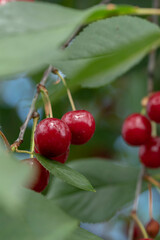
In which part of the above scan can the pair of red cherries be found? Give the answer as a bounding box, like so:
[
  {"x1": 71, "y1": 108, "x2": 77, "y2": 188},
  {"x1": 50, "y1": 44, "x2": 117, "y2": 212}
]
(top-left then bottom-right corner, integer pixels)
[
  {"x1": 24, "y1": 110, "x2": 95, "y2": 192},
  {"x1": 122, "y1": 91, "x2": 160, "y2": 168}
]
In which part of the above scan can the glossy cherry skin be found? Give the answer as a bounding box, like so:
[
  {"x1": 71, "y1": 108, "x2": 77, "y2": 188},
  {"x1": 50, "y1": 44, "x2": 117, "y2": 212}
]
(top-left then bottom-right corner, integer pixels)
[
  {"x1": 147, "y1": 92, "x2": 160, "y2": 123},
  {"x1": 34, "y1": 147, "x2": 69, "y2": 164},
  {"x1": 122, "y1": 113, "x2": 151, "y2": 146},
  {"x1": 51, "y1": 148, "x2": 69, "y2": 163},
  {"x1": 61, "y1": 110, "x2": 95, "y2": 145},
  {"x1": 139, "y1": 137, "x2": 160, "y2": 168},
  {"x1": 23, "y1": 158, "x2": 49, "y2": 193},
  {"x1": 146, "y1": 218, "x2": 160, "y2": 238},
  {"x1": 34, "y1": 118, "x2": 71, "y2": 158}
]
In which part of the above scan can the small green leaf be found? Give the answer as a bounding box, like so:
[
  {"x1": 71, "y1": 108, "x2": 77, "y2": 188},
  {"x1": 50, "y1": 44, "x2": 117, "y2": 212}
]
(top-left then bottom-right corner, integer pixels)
[
  {"x1": 35, "y1": 153, "x2": 95, "y2": 192},
  {"x1": 68, "y1": 227, "x2": 103, "y2": 240},
  {"x1": 47, "y1": 158, "x2": 140, "y2": 223}
]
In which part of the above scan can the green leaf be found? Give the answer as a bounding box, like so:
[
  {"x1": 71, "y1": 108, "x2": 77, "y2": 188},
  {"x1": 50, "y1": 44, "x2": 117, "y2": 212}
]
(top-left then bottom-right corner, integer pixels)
[
  {"x1": 0, "y1": 144, "x2": 30, "y2": 212},
  {"x1": 54, "y1": 16, "x2": 160, "y2": 89},
  {"x1": 35, "y1": 153, "x2": 95, "y2": 192},
  {"x1": 0, "y1": 2, "x2": 152, "y2": 79},
  {"x1": 0, "y1": 2, "x2": 86, "y2": 78},
  {"x1": 68, "y1": 227, "x2": 103, "y2": 240},
  {"x1": 47, "y1": 158, "x2": 140, "y2": 223},
  {"x1": 0, "y1": 190, "x2": 78, "y2": 240}
]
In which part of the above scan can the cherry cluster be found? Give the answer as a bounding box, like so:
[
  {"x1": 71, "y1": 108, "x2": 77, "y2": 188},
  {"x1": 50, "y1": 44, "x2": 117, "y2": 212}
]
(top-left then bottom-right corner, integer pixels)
[
  {"x1": 131, "y1": 219, "x2": 160, "y2": 240},
  {"x1": 25, "y1": 110, "x2": 95, "y2": 192},
  {"x1": 122, "y1": 92, "x2": 160, "y2": 169}
]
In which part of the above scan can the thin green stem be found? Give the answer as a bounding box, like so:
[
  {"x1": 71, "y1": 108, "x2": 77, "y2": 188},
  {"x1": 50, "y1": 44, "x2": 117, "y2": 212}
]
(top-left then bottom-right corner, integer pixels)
[
  {"x1": 30, "y1": 114, "x2": 39, "y2": 158},
  {"x1": 39, "y1": 85, "x2": 53, "y2": 118},
  {"x1": 13, "y1": 148, "x2": 33, "y2": 155},
  {"x1": 54, "y1": 70, "x2": 76, "y2": 111},
  {"x1": 131, "y1": 212, "x2": 149, "y2": 238},
  {"x1": 135, "y1": 7, "x2": 160, "y2": 15},
  {"x1": 140, "y1": 107, "x2": 146, "y2": 116},
  {"x1": 148, "y1": 183, "x2": 153, "y2": 219},
  {"x1": 151, "y1": 121, "x2": 157, "y2": 137}
]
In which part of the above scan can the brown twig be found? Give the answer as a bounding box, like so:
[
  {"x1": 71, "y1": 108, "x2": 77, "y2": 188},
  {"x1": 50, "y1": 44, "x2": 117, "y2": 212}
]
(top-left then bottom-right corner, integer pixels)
[
  {"x1": 62, "y1": 25, "x2": 85, "y2": 49},
  {"x1": 148, "y1": 0, "x2": 159, "y2": 94},
  {"x1": 128, "y1": 1, "x2": 159, "y2": 239},
  {"x1": 0, "y1": 130, "x2": 11, "y2": 150},
  {"x1": 12, "y1": 65, "x2": 53, "y2": 148}
]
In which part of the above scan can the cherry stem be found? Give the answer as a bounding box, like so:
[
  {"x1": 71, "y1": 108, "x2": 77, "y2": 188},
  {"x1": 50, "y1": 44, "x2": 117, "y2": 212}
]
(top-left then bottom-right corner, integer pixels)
[
  {"x1": 151, "y1": 121, "x2": 157, "y2": 137},
  {"x1": 144, "y1": 174, "x2": 160, "y2": 188},
  {"x1": 11, "y1": 147, "x2": 33, "y2": 155},
  {"x1": 0, "y1": 130, "x2": 10, "y2": 150},
  {"x1": 148, "y1": 183, "x2": 153, "y2": 219},
  {"x1": 135, "y1": 7, "x2": 160, "y2": 15},
  {"x1": 140, "y1": 107, "x2": 146, "y2": 116},
  {"x1": 39, "y1": 85, "x2": 53, "y2": 118},
  {"x1": 128, "y1": 166, "x2": 145, "y2": 239},
  {"x1": 30, "y1": 112, "x2": 39, "y2": 158},
  {"x1": 131, "y1": 212, "x2": 149, "y2": 238},
  {"x1": 53, "y1": 69, "x2": 76, "y2": 111},
  {"x1": 12, "y1": 65, "x2": 53, "y2": 148}
]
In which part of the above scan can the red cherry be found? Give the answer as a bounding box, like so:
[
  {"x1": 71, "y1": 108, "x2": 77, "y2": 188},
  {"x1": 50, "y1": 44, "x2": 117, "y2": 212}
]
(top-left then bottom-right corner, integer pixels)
[
  {"x1": 23, "y1": 158, "x2": 49, "y2": 193},
  {"x1": 122, "y1": 113, "x2": 151, "y2": 146},
  {"x1": 34, "y1": 147, "x2": 69, "y2": 164},
  {"x1": 139, "y1": 137, "x2": 160, "y2": 168},
  {"x1": 139, "y1": 239, "x2": 153, "y2": 240},
  {"x1": 61, "y1": 110, "x2": 95, "y2": 145},
  {"x1": 51, "y1": 148, "x2": 69, "y2": 163},
  {"x1": 147, "y1": 92, "x2": 160, "y2": 123},
  {"x1": 146, "y1": 218, "x2": 159, "y2": 238},
  {"x1": 34, "y1": 118, "x2": 71, "y2": 158},
  {"x1": 133, "y1": 225, "x2": 142, "y2": 240}
]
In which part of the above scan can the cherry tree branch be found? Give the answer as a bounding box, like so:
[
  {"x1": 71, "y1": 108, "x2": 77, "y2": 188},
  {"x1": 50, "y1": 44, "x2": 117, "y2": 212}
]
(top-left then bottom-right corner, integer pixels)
[
  {"x1": 128, "y1": 1, "x2": 159, "y2": 239},
  {"x1": 13, "y1": 65, "x2": 53, "y2": 147}
]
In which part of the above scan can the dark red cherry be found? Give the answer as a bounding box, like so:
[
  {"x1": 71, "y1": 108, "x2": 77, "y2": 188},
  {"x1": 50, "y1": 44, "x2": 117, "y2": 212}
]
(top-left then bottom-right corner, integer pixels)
[
  {"x1": 139, "y1": 239, "x2": 153, "y2": 240},
  {"x1": 34, "y1": 147, "x2": 69, "y2": 164},
  {"x1": 139, "y1": 137, "x2": 160, "y2": 168},
  {"x1": 34, "y1": 118, "x2": 71, "y2": 157},
  {"x1": 146, "y1": 218, "x2": 159, "y2": 238},
  {"x1": 147, "y1": 92, "x2": 160, "y2": 123},
  {"x1": 51, "y1": 148, "x2": 69, "y2": 163},
  {"x1": 23, "y1": 158, "x2": 49, "y2": 192},
  {"x1": 61, "y1": 110, "x2": 95, "y2": 145},
  {"x1": 122, "y1": 113, "x2": 151, "y2": 146}
]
